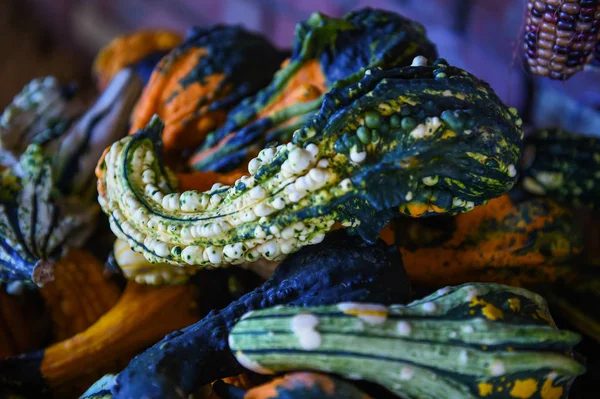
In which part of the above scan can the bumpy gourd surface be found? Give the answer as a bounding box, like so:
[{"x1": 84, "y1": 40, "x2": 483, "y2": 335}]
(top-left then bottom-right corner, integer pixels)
[
  {"x1": 230, "y1": 283, "x2": 584, "y2": 399},
  {"x1": 521, "y1": 128, "x2": 600, "y2": 209},
  {"x1": 189, "y1": 7, "x2": 438, "y2": 172},
  {"x1": 97, "y1": 61, "x2": 523, "y2": 269}
]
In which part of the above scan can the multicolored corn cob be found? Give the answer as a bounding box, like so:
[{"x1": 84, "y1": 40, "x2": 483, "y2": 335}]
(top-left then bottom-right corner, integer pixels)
[{"x1": 524, "y1": 0, "x2": 600, "y2": 79}]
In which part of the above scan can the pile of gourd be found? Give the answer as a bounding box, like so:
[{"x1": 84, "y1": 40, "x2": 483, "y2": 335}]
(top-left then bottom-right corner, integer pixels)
[{"x1": 0, "y1": 8, "x2": 599, "y2": 399}]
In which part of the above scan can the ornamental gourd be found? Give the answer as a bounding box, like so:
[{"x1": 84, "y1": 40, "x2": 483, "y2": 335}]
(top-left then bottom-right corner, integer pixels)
[
  {"x1": 213, "y1": 372, "x2": 372, "y2": 399},
  {"x1": 82, "y1": 231, "x2": 411, "y2": 399},
  {"x1": 97, "y1": 60, "x2": 523, "y2": 272},
  {"x1": 0, "y1": 270, "x2": 240, "y2": 398},
  {"x1": 230, "y1": 283, "x2": 585, "y2": 399},
  {"x1": 521, "y1": 128, "x2": 600, "y2": 209},
  {"x1": 0, "y1": 144, "x2": 98, "y2": 287},
  {"x1": 93, "y1": 30, "x2": 183, "y2": 90},
  {"x1": 38, "y1": 248, "x2": 121, "y2": 342},
  {"x1": 0, "y1": 76, "x2": 83, "y2": 168},
  {"x1": 189, "y1": 7, "x2": 438, "y2": 172},
  {"x1": 129, "y1": 26, "x2": 286, "y2": 152},
  {"x1": 396, "y1": 194, "x2": 584, "y2": 287}
]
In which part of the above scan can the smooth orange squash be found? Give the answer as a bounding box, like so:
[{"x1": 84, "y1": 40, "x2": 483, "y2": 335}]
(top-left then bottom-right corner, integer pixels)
[
  {"x1": 39, "y1": 281, "x2": 201, "y2": 396},
  {"x1": 93, "y1": 30, "x2": 183, "y2": 90},
  {"x1": 130, "y1": 48, "x2": 228, "y2": 151},
  {"x1": 39, "y1": 248, "x2": 122, "y2": 342}
]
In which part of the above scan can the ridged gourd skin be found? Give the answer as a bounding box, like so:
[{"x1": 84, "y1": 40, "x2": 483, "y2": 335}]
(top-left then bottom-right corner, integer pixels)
[
  {"x1": 0, "y1": 76, "x2": 83, "y2": 168},
  {"x1": 188, "y1": 7, "x2": 438, "y2": 172},
  {"x1": 0, "y1": 268, "x2": 239, "y2": 398},
  {"x1": 229, "y1": 283, "x2": 585, "y2": 399},
  {"x1": 128, "y1": 26, "x2": 286, "y2": 152},
  {"x1": 213, "y1": 372, "x2": 372, "y2": 399},
  {"x1": 81, "y1": 231, "x2": 411, "y2": 399},
  {"x1": 96, "y1": 59, "x2": 523, "y2": 275},
  {"x1": 0, "y1": 145, "x2": 98, "y2": 287},
  {"x1": 92, "y1": 30, "x2": 183, "y2": 90},
  {"x1": 0, "y1": 69, "x2": 142, "y2": 287},
  {"x1": 521, "y1": 128, "x2": 600, "y2": 209},
  {"x1": 396, "y1": 194, "x2": 584, "y2": 287}
]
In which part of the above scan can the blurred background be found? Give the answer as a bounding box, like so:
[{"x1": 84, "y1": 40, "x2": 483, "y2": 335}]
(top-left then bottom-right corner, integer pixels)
[{"x1": 1, "y1": 0, "x2": 599, "y2": 134}]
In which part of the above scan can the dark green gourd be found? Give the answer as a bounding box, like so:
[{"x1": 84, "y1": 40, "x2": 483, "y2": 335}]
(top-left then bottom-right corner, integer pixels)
[
  {"x1": 521, "y1": 128, "x2": 600, "y2": 209},
  {"x1": 188, "y1": 7, "x2": 438, "y2": 172},
  {"x1": 230, "y1": 283, "x2": 585, "y2": 399},
  {"x1": 80, "y1": 231, "x2": 411, "y2": 399},
  {"x1": 98, "y1": 60, "x2": 523, "y2": 273}
]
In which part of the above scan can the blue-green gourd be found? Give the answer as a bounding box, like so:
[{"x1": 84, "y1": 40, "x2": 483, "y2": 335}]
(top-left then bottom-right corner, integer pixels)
[
  {"x1": 229, "y1": 283, "x2": 585, "y2": 399},
  {"x1": 521, "y1": 128, "x2": 600, "y2": 209}
]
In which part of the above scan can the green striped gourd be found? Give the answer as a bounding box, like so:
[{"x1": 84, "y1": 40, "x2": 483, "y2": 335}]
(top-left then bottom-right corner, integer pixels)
[
  {"x1": 521, "y1": 128, "x2": 600, "y2": 209},
  {"x1": 229, "y1": 283, "x2": 584, "y2": 399},
  {"x1": 97, "y1": 59, "x2": 523, "y2": 273}
]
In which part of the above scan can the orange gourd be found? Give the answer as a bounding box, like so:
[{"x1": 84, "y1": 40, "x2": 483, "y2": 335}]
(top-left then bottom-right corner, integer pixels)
[{"x1": 397, "y1": 194, "x2": 584, "y2": 287}]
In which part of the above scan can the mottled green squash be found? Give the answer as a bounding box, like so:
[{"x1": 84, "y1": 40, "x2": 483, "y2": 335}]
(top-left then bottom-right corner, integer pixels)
[
  {"x1": 396, "y1": 194, "x2": 584, "y2": 287},
  {"x1": 96, "y1": 59, "x2": 523, "y2": 274},
  {"x1": 213, "y1": 372, "x2": 372, "y2": 399},
  {"x1": 521, "y1": 128, "x2": 600, "y2": 209},
  {"x1": 189, "y1": 7, "x2": 438, "y2": 172},
  {"x1": 229, "y1": 283, "x2": 584, "y2": 399}
]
